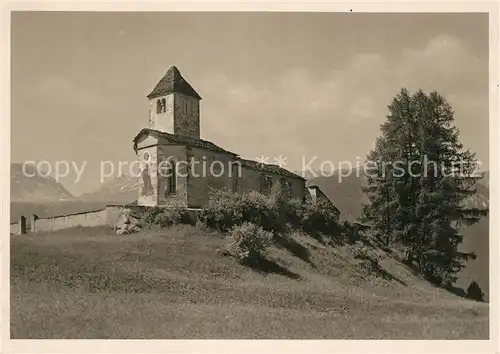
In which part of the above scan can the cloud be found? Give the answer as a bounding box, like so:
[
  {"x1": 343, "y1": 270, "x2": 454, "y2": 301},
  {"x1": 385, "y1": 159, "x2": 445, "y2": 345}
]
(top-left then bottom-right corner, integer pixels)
[
  {"x1": 195, "y1": 34, "x2": 487, "y2": 171},
  {"x1": 35, "y1": 76, "x2": 103, "y2": 107},
  {"x1": 397, "y1": 34, "x2": 486, "y2": 92}
]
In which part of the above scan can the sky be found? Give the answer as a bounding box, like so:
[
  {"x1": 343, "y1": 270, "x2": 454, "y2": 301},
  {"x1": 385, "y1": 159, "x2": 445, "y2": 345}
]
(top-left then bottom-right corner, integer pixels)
[{"x1": 11, "y1": 12, "x2": 489, "y2": 196}]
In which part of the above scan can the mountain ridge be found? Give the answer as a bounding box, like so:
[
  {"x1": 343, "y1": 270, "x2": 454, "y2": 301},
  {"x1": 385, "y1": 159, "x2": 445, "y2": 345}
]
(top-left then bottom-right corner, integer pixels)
[
  {"x1": 79, "y1": 174, "x2": 139, "y2": 204},
  {"x1": 10, "y1": 163, "x2": 76, "y2": 202}
]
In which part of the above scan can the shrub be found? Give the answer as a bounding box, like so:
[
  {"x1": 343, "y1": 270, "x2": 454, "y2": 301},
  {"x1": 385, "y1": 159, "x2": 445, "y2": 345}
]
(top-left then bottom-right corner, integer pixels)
[
  {"x1": 358, "y1": 258, "x2": 378, "y2": 274},
  {"x1": 198, "y1": 187, "x2": 342, "y2": 239},
  {"x1": 348, "y1": 240, "x2": 371, "y2": 260},
  {"x1": 342, "y1": 221, "x2": 363, "y2": 244},
  {"x1": 298, "y1": 198, "x2": 341, "y2": 236},
  {"x1": 285, "y1": 196, "x2": 342, "y2": 237},
  {"x1": 348, "y1": 241, "x2": 379, "y2": 274},
  {"x1": 418, "y1": 250, "x2": 460, "y2": 287},
  {"x1": 286, "y1": 197, "x2": 306, "y2": 229},
  {"x1": 198, "y1": 188, "x2": 283, "y2": 233},
  {"x1": 241, "y1": 191, "x2": 283, "y2": 232},
  {"x1": 466, "y1": 281, "x2": 485, "y2": 302},
  {"x1": 197, "y1": 188, "x2": 244, "y2": 232},
  {"x1": 143, "y1": 207, "x2": 163, "y2": 225},
  {"x1": 143, "y1": 207, "x2": 186, "y2": 228},
  {"x1": 268, "y1": 183, "x2": 290, "y2": 227},
  {"x1": 225, "y1": 222, "x2": 273, "y2": 264}
]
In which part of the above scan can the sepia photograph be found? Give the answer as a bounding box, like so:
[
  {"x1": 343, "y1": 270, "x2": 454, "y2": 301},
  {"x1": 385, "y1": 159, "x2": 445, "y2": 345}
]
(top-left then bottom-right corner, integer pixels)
[{"x1": 3, "y1": 6, "x2": 496, "y2": 345}]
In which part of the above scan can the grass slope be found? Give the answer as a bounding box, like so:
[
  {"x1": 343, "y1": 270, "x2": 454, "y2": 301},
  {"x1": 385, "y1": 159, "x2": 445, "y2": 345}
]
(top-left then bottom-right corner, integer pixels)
[
  {"x1": 308, "y1": 172, "x2": 490, "y2": 302},
  {"x1": 11, "y1": 225, "x2": 488, "y2": 339}
]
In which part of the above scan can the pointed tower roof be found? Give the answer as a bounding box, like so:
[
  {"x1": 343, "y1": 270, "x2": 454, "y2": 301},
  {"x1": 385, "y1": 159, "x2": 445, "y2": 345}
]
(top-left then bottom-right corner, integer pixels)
[{"x1": 147, "y1": 66, "x2": 202, "y2": 100}]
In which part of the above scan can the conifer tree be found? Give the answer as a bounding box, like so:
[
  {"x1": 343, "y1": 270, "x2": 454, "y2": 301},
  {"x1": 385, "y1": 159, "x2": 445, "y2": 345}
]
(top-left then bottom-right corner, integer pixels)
[{"x1": 361, "y1": 89, "x2": 488, "y2": 286}]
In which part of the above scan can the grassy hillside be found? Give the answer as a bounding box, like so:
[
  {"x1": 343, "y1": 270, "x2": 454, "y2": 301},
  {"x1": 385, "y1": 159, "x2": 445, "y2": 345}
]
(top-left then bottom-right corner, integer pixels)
[
  {"x1": 11, "y1": 225, "x2": 488, "y2": 339},
  {"x1": 308, "y1": 171, "x2": 490, "y2": 302}
]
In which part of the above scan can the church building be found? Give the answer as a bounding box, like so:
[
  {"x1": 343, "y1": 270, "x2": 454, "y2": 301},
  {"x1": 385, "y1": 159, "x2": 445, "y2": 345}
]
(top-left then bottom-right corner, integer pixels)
[{"x1": 132, "y1": 66, "x2": 306, "y2": 208}]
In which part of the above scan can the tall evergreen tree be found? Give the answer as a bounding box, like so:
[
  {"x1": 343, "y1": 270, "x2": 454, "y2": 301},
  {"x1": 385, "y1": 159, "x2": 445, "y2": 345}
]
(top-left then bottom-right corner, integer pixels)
[
  {"x1": 361, "y1": 89, "x2": 488, "y2": 286},
  {"x1": 361, "y1": 137, "x2": 397, "y2": 246}
]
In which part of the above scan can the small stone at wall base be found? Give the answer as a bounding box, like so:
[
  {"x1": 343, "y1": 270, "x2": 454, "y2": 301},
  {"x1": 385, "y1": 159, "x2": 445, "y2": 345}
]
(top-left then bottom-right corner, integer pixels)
[{"x1": 115, "y1": 208, "x2": 142, "y2": 235}]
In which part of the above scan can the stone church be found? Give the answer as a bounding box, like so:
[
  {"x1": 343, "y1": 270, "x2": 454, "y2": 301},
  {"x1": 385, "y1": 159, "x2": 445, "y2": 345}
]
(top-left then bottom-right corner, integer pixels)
[{"x1": 132, "y1": 66, "x2": 306, "y2": 208}]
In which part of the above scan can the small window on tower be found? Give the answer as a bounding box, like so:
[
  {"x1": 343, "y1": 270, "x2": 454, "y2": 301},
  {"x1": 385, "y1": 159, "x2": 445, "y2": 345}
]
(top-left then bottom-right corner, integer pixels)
[
  {"x1": 161, "y1": 98, "x2": 167, "y2": 113},
  {"x1": 156, "y1": 100, "x2": 162, "y2": 114},
  {"x1": 190, "y1": 102, "x2": 197, "y2": 115}
]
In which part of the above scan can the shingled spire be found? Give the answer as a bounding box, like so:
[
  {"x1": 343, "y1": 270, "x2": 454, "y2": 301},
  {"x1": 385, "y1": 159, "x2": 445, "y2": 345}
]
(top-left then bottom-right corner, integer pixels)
[{"x1": 147, "y1": 66, "x2": 202, "y2": 100}]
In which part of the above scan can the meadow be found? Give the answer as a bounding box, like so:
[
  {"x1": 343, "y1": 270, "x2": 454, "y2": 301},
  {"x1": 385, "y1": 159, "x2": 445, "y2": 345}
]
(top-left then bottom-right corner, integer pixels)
[{"x1": 10, "y1": 225, "x2": 488, "y2": 339}]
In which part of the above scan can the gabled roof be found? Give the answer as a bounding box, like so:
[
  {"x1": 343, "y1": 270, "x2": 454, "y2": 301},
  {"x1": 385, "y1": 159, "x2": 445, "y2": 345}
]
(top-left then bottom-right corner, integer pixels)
[
  {"x1": 147, "y1": 66, "x2": 202, "y2": 100},
  {"x1": 238, "y1": 158, "x2": 305, "y2": 180},
  {"x1": 132, "y1": 130, "x2": 305, "y2": 181},
  {"x1": 133, "y1": 128, "x2": 237, "y2": 156}
]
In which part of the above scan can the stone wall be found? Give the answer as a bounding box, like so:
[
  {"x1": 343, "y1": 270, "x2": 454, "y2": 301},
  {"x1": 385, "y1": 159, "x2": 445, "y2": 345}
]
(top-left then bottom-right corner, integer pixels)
[
  {"x1": 187, "y1": 147, "x2": 237, "y2": 208},
  {"x1": 173, "y1": 93, "x2": 200, "y2": 140},
  {"x1": 136, "y1": 145, "x2": 160, "y2": 207},
  {"x1": 104, "y1": 205, "x2": 125, "y2": 225},
  {"x1": 10, "y1": 222, "x2": 20, "y2": 235},
  {"x1": 238, "y1": 166, "x2": 305, "y2": 200},
  {"x1": 10, "y1": 206, "x2": 125, "y2": 235},
  {"x1": 157, "y1": 144, "x2": 189, "y2": 207},
  {"x1": 148, "y1": 94, "x2": 175, "y2": 133},
  {"x1": 238, "y1": 166, "x2": 263, "y2": 194},
  {"x1": 289, "y1": 177, "x2": 306, "y2": 200},
  {"x1": 33, "y1": 209, "x2": 110, "y2": 233},
  {"x1": 308, "y1": 186, "x2": 340, "y2": 218}
]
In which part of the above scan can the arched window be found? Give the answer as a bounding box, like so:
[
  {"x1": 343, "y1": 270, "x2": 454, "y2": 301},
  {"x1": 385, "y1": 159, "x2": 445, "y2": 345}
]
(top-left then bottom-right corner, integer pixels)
[
  {"x1": 260, "y1": 174, "x2": 272, "y2": 195},
  {"x1": 165, "y1": 159, "x2": 177, "y2": 195},
  {"x1": 161, "y1": 98, "x2": 167, "y2": 113},
  {"x1": 281, "y1": 178, "x2": 292, "y2": 198},
  {"x1": 156, "y1": 99, "x2": 167, "y2": 114}
]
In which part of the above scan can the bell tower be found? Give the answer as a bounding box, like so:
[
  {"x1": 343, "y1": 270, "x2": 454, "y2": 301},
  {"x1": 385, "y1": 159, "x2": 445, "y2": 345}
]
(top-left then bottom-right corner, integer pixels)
[{"x1": 147, "y1": 66, "x2": 202, "y2": 140}]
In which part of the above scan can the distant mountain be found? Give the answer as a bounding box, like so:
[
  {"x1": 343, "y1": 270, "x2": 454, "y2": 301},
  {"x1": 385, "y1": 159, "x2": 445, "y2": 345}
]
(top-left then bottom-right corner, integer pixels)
[
  {"x1": 294, "y1": 169, "x2": 335, "y2": 181},
  {"x1": 10, "y1": 163, "x2": 76, "y2": 202},
  {"x1": 308, "y1": 169, "x2": 490, "y2": 301},
  {"x1": 479, "y1": 171, "x2": 489, "y2": 189},
  {"x1": 79, "y1": 175, "x2": 139, "y2": 204},
  {"x1": 307, "y1": 168, "x2": 489, "y2": 220},
  {"x1": 307, "y1": 169, "x2": 366, "y2": 222}
]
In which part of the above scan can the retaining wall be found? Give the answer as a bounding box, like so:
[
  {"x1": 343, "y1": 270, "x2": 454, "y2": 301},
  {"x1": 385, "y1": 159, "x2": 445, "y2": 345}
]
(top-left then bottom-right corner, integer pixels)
[
  {"x1": 10, "y1": 222, "x2": 20, "y2": 235},
  {"x1": 10, "y1": 205, "x2": 204, "y2": 235},
  {"x1": 10, "y1": 205, "x2": 126, "y2": 235}
]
